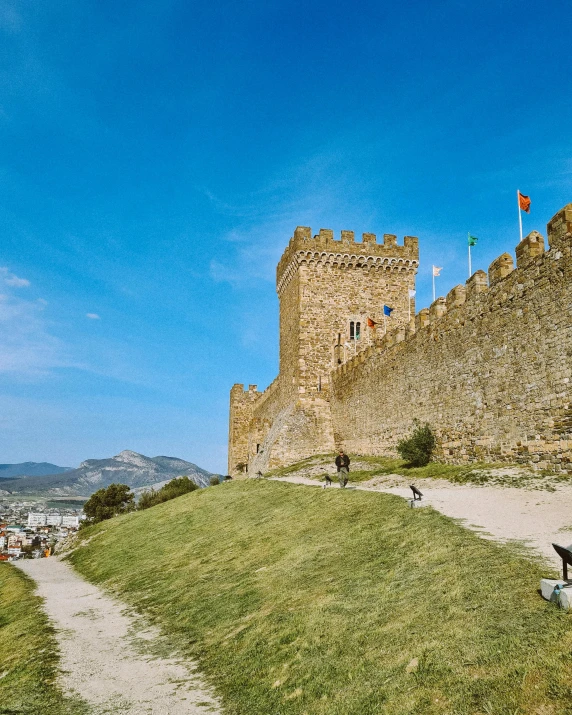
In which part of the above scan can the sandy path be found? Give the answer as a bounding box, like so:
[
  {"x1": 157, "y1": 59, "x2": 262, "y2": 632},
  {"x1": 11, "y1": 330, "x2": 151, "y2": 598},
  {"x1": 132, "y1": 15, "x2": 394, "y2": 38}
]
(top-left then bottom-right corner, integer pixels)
[
  {"x1": 272, "y1": 475, "x2": 572, "y2": 569},
  {"x1": 16, "y1": 557, "x2": 221, "y2": 715}
]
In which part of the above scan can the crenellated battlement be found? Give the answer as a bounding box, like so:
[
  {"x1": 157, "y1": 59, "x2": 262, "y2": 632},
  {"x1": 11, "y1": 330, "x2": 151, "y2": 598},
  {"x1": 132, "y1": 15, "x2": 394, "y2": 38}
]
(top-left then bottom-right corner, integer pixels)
[
  {"x1": 276, "y1": 226, "x2": 419, "y2": 294},
  {"x1": 335, "y1": 210, "x2": 571, "y2": 384},
  {"x1": 251, "y1": 376, "x2": 281, "y2": 411},
  {"x1": 547, "y1": 202, "x2": 572, "y2": 245},
  {"x1": 331, "y1": 225, "x2": 563, "y2": 382},
  {"x1": 330, "y1": 202, "x2": 572, "y2": 472}
]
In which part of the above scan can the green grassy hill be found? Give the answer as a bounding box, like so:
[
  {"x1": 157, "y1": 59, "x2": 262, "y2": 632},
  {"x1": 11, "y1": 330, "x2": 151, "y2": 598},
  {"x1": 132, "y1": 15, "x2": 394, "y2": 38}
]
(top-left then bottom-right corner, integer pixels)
[
  {"x1": 67, "y1": 480, "x2": 572, "y2": 715},
  {"x1": 0, "y1": 564, "x2": 88, "y2": 715}
]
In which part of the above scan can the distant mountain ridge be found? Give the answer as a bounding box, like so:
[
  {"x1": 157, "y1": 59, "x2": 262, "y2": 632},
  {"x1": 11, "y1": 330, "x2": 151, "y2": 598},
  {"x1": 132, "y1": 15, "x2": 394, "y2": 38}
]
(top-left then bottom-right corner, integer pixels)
[
  {"x1": 0, "y1": 450, "x2": 214, "y2": 496},
  {"x1": 0, "y1": 462, "x2": 73, "y2": 479}
]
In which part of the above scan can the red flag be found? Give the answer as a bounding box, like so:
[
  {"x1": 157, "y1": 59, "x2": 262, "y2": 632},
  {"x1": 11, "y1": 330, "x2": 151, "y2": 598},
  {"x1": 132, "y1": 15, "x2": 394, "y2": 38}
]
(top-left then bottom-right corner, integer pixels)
[
  {"x1": 367, "y1": 317, "x2": 377, "y2": 328},
  {"x1": 518, "y1": 191, "x2": 531, "y2": 214}
]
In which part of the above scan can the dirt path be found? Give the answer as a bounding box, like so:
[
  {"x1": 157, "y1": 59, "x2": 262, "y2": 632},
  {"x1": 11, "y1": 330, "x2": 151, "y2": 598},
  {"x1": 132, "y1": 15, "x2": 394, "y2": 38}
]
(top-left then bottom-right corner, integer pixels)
[
  {"x1": 16, "y1": 557, "x2": 221, "y2": 715},
  {"x1": 271, "y1": 475, "x2": 572, "y2": 568}
]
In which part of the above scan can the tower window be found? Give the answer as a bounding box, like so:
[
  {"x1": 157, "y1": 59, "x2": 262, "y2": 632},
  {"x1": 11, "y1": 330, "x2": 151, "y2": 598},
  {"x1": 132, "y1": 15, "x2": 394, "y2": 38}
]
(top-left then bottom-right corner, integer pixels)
[
  {"x1": 356, "y1": 322, "x2": 361, "y2": 340},
  {"x1": 350, "y1": 321, "x2": 355, "y2": 340}
]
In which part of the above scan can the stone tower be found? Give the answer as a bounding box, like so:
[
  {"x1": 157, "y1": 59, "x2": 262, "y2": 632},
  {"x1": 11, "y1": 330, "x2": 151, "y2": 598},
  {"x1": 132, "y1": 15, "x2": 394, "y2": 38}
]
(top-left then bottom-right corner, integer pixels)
[{"x1": 228, "y1": 226, "x2": 419, "y2": 476}]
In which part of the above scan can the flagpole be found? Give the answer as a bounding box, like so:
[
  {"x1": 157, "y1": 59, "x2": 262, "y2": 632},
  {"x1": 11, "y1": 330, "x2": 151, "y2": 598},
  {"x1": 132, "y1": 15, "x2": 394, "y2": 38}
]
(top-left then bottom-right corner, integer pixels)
[
  {"x1": 432, "y1": 270, "x2": 436, "y2": 303},
  {"x1": 517, "y1": 189, "x2": 523, "y2": 242},
  {"x1": 383, "y1": 314, "x2": 387, "y2": 335},
  {"x1": 468, "y1": 236, "x2": 472, "y2": 278},
  {"x1": 408, "y1": 296, "x2": 411, "y2": 323}
]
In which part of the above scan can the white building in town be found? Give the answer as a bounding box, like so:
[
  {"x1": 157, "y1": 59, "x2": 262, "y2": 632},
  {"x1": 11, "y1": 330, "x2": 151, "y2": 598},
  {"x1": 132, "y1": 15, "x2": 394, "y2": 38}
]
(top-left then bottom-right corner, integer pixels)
[
  {"x1": 27, "y1": 513, "x2": 80, "y2": 529},
  {"x1": 28, "y1": 513, "x2": 47, "y2": 527},
  {"x1": 61, "y1": 515, "x2": 80, "y2": 528}
]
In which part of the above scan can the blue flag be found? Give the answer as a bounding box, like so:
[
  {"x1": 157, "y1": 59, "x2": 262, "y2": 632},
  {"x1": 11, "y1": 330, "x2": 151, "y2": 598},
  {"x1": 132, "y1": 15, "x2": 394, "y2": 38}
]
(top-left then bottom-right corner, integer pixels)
[{"x1": 383, "y1": 305, "x2": 394, "y2": 317}]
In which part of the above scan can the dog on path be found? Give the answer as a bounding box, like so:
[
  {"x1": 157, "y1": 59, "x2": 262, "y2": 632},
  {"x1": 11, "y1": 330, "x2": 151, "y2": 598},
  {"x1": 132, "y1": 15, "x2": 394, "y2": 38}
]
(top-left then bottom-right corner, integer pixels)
[{"x1": 323, "y1": 474, "x2": 333, "y2": 488}]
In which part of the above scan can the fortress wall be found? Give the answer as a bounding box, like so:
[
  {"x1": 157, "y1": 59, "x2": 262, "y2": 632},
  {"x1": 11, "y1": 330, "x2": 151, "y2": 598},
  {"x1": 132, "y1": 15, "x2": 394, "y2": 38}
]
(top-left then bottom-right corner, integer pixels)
[
  {"x1": 248, "y1": 392, "x2": 335, "y2": 474},
  {"x1": 247, "y1": 377, "x2": 287, "y2": 458},
  {"x1": 330, "y1": 206, "x2": 572, "y2": 471},
  {"x1": 228, "y1": 384, "x2": 262, "y2": 475}
]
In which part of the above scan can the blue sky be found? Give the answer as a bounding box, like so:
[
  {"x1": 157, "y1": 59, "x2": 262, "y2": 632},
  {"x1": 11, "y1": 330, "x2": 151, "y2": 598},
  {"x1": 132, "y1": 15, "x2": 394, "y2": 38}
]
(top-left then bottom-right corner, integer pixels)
[{"x1": 1, "y1": 0, "x2": 571, "y2": 473}]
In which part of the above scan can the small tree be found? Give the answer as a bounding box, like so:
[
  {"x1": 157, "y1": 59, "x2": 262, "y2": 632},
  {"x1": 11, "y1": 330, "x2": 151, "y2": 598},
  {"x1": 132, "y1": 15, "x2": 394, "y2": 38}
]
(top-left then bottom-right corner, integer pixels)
[
  {"x1": 83, "y1": 483, "x2": 135, "y2": 525},
  {"x1": 397, "y1": 421, "x2": 436, "y2": 467},
  {"x1": 209, "y1": 476, "x2": 220, "y2": 486},
  {"x1": 137, "y1": 489, "x2": 156, "y2": 511},
  {"x1": 137, "y1": 476, "x2": 199, "y2": 510}
]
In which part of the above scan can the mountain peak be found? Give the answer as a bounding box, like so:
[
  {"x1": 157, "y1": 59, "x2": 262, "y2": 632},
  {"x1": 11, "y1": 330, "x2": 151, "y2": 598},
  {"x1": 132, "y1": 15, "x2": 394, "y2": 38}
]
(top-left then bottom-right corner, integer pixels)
[
  {"x1": 114, "y1": 450, "x2": 148, "y2": 464},
  {"x1": 4, "y1": 451, "x2": 214, "y2": 496}
]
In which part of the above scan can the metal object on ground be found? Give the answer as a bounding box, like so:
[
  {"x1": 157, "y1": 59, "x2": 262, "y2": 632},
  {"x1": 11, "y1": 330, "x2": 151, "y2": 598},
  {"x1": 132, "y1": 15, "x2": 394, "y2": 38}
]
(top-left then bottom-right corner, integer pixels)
[
  {"x1": 552, "y1": 543, "x2": 572, "y2": 583},
  {"x1": 410, "y1": 485, "x2": 423, "y2": 501}
]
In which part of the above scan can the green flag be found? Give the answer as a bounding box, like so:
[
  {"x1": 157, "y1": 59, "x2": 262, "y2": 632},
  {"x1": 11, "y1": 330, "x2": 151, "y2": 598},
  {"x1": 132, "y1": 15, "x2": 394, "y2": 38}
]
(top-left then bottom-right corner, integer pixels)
[{"x1": 468, "y1": 233, "x2": 478, "y2": 247}]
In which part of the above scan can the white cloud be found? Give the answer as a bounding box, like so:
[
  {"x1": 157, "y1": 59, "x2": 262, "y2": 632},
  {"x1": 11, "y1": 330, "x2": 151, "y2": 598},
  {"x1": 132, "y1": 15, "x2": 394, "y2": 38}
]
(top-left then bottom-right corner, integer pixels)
[
  {"x1": 0, "y1": 291, "x2": 68, "y2": 376},
  {"x1": 86, "y1": 313, "x2": 101, "y2": 320},
  {"x1": 0, "y1": 266, "x2": 30, "y2": 287},
  {"x1": 204, "y1": 148, "x2": 381, "y2": 289}
]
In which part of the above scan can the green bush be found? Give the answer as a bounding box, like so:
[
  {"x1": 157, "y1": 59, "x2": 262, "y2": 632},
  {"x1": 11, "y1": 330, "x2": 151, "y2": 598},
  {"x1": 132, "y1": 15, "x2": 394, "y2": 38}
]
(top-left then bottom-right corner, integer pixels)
[
  {"x1": 396, "y1": 420, "x2": 436, "y2": 466},
  {"x1": 209, "y1": 476, "x2": 220, "y2": 486},
  {"x1": 83, "y1": 483, "x2": 135, "y2": 524},
  {"x1": 138, "y1": 476, "x2": 199, "y2": 510}
]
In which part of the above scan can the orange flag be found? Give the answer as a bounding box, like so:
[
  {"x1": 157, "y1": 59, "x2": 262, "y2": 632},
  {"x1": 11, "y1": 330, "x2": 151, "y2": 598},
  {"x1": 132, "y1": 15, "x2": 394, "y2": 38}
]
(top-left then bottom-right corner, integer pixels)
[
  {"x1": 518, "y1": 191, "x2": 531, "y2": 214},
  {"x1": 367, "y1": 317, "x2": 377, "y2": 328}
]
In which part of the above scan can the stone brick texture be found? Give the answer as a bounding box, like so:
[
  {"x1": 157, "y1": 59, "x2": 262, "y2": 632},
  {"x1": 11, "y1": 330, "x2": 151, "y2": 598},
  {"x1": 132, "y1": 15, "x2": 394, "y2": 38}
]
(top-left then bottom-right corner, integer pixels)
[
  {"x1": 331, "y1": 204, "x2": 572, "y2": 472},
  {"x1": 228, "y1": 203, "x2": 572, "y2": 475},
  {"x1": 228, "y1": 228, "x2": 419, "y2": 476}
]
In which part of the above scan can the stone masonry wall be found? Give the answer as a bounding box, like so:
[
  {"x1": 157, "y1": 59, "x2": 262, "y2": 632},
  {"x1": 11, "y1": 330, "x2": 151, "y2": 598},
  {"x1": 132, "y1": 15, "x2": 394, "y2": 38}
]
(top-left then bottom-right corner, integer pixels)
[
  {"x1": 330, "y1": 204, "x2": 572, "y2": 472},
  {"x1": 228, "y1": 226, "x2": 419, "y2": 475},
  {"x1": 277, "y1": 227, "x2": 419, "y2": 395},
  {"x1": 227, "y1": 383, "x2": 260, "y2": 475}
]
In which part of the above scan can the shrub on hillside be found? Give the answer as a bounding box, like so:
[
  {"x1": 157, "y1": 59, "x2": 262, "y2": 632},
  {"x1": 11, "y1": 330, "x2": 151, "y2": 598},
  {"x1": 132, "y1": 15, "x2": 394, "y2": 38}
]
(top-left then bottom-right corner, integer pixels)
[
  {"x1": 209, "y1": 476, "x2": 220, "y2": 486},
  {"x1": 83, "y1": 483, "x2": 135, "y2": 525},
  {"x1": 138, "y1": 476, "x2": 199, "y2": 511},
  {"x1": 397, "y1": 421, "x2": 436, "y2": 467}
]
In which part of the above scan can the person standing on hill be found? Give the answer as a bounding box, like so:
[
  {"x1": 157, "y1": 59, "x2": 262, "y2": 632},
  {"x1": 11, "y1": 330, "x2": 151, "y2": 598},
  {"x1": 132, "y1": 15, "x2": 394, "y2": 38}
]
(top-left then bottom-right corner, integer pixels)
[{"x1": 335, "y1": 450, "x2": 350, "y2": 488}]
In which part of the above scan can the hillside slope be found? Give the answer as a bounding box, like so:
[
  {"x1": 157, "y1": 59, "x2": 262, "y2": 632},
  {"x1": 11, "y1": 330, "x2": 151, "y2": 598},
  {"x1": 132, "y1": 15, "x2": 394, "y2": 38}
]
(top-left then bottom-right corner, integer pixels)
[
  {"x1": 67, "y1": 480, "x2": 572, "y2": 715},
  {"x1": 0, "y1": 450, "x2": 213, "y2": 495}
]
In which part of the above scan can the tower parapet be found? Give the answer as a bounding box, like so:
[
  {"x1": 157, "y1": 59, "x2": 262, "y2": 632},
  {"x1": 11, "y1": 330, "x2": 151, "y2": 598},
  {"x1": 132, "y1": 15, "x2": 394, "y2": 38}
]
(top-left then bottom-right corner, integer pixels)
[{"x1": 277, "y1": 227, "x2": 419, "y2": 295}]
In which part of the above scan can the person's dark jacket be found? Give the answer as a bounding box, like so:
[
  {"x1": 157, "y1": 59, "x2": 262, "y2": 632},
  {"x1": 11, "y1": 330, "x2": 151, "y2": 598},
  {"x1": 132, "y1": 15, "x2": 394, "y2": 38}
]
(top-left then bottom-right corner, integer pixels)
[{"x1": 335, "y1": 454, "x2": 350, "y2": 472}]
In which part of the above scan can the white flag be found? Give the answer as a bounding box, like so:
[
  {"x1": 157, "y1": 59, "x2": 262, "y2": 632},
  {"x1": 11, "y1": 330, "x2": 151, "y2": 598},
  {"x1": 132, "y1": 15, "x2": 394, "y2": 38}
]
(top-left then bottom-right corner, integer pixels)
[
  {"x1": 408, "y1": 289, "x2": 416, "y2": 298},
  {"x1": 432, "y1": 265, "x2": 442, "y2": 277}
]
